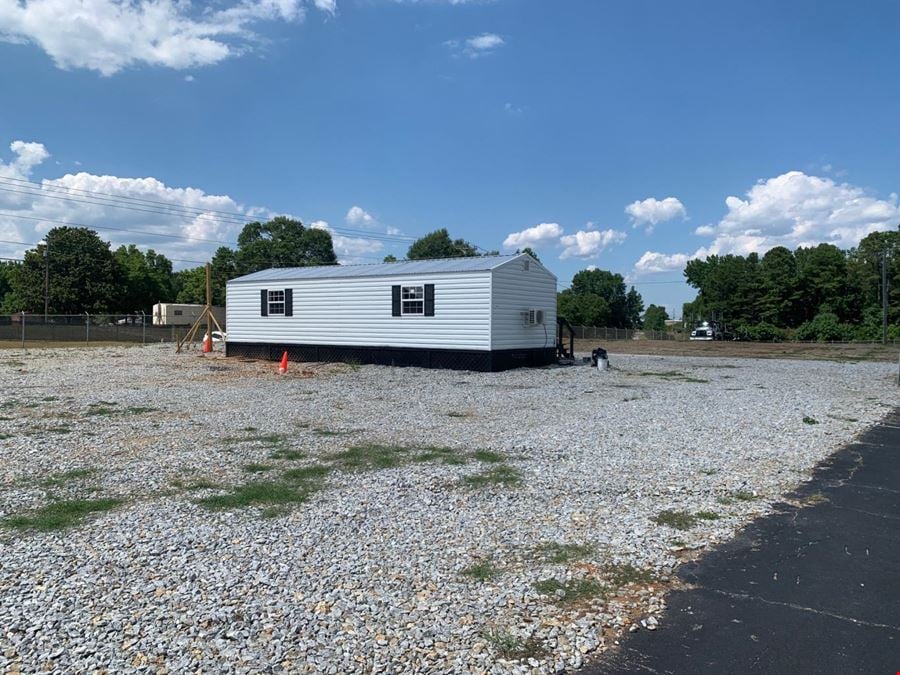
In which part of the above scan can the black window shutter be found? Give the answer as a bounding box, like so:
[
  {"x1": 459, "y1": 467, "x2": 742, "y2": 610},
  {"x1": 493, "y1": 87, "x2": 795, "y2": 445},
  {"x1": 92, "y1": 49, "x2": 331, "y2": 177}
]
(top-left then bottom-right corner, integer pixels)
[
  {"x1": 391, "y1": 285, "x2": 401, "y2": 316},
  {"x1": 424, "y1": 284, "x2": 435, "y2": 316},
  {"x1": 284, "y1": 288, "x2": 293, "y2": 317},
  {"x1": 260, "y1": 289, "x2": 268, "y2": 316}
]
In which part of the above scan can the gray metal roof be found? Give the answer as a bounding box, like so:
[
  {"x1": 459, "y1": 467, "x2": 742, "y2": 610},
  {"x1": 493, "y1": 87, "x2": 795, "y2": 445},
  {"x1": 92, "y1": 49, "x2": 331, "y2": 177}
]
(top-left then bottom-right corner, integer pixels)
[{"x1": 228, "y1": 254, "x2": 548, "y2": 283}]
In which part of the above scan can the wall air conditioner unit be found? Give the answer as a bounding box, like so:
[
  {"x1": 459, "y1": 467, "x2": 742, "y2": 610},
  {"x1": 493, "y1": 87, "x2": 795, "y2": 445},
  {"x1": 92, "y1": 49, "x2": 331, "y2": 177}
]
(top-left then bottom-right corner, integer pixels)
[{"x1": 522, "y1": 309, "x2": 544, "y2": 326}]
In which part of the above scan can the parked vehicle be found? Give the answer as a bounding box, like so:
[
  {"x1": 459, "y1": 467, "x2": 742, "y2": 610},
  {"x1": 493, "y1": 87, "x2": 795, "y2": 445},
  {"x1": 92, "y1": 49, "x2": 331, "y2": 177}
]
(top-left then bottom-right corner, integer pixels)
[{"x1": 690, "y1": 321, "x2": 718, "y2": 340}]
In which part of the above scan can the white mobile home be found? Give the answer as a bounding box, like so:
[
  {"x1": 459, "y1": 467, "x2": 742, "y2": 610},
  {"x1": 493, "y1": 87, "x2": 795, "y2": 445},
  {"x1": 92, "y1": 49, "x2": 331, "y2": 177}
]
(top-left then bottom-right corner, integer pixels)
[{"x1": 225, "y1": 254, "x2": 557, "y2": 371}]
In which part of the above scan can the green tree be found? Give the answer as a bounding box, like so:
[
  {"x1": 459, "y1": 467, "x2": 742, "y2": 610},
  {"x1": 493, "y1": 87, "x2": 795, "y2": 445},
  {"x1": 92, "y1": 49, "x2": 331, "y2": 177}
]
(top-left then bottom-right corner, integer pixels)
[
  {"x1": 0, "y1": 261, "x2": 17, "y2": 310},
  {"x1": 757, "y1": 246, "x2": 800, "y2": 326},
  {"x1": 113, "y1": 245, "x2": 175, "y2": 313},
  {"x1": 236, "y1": 216, "x2": 337, "y2": 274},
  {"x1": 383, "y1": 254, "x2": 398, "y2": 263},
  {"x1": 794, "y1": 243, "x2": 848, "y2": 321},
  {"x1": 567, "y1": 268, "x2": 643, "y2": 328},
  {"x1": 518, "y1": 247, "x2": 540, "y2": 262},
  {"x1": 643, "y1": 304, "x2": 669, "y2": 331},
  {"x1": 557, "y1": 290, "x2": 610, "y2": 326},
  {"x1": 12, "y1": 227, "x2": 117, "y2": 314},
  {"x1": 406, "y1": 228, "x2": 479, "y2": 259}
]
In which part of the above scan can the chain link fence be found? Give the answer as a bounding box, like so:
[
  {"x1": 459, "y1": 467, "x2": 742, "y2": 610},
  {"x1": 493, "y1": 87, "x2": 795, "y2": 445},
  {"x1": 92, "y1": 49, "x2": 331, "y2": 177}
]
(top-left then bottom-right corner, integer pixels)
[
  {"x1": 570, "y1": 326, "x2": 684, "y2": 341},
  {"x1": 0, "y1": 314, "x2": 209, "y2": 346}
]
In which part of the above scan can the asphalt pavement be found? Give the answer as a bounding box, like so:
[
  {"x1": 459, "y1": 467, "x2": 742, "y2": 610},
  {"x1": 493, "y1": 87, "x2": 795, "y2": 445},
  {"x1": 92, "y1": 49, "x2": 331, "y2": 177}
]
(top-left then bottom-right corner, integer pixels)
[{"x1": 586, "y1": 409, "x2": 900, "y2": 675}]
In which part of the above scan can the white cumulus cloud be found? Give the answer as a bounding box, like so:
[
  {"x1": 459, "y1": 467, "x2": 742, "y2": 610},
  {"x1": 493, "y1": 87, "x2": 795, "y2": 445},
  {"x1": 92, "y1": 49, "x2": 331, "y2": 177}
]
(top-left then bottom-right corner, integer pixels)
[
  {"x1": 559, "y1": 229, "x2": 626, "y2": 260},
  {"x1": 311, "y1": 220, "x2": 382, "y2": 262},
  {"x1": 345, "y1": 205, "x2": 376, "y2": 227},
  {"x1": 445, "y1": 32, "x2": 505, "y2": 58},
  {"x1": 625, "y1": 196, "x2": 686, "y2": 233},
  {"x1": 502, "y1": 222, "x2": 563, "y2": 250},
  {"x1": 633, "y1": 251, "x2": 690, "y2": 274},
  {"x1": 0, "y1": 0, "x2": 333, "y2": 75}
]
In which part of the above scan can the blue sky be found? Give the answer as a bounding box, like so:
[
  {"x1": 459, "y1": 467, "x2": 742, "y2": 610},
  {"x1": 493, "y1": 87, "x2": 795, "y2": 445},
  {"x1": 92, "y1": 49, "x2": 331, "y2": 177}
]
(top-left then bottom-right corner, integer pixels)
[{"x1": 1, "y1": 0, "x2": 899, "y2": 316}]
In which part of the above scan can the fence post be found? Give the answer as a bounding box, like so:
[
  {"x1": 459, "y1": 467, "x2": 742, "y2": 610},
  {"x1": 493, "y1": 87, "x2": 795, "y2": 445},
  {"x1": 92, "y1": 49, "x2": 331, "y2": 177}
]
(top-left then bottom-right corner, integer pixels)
[
  {"x1": 85, "y1": 313, "x2": 90, "y2": 342},
  {"x1": 21, "y1": 311, "x2": 25, "y2": 349},
  {"x1": 141, "y1": 312, "x2": 146, "y2": 345}
]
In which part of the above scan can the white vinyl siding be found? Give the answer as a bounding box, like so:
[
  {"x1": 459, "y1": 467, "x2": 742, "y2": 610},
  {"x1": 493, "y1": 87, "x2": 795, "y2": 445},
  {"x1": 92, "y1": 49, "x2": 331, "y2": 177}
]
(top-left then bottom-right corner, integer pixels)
[
  {"x1": 490, "y1": 258, "x2": 557, "y2": 350},
  {"x1": 227, "y1": 272, "x2": 491, "y2": 350}
]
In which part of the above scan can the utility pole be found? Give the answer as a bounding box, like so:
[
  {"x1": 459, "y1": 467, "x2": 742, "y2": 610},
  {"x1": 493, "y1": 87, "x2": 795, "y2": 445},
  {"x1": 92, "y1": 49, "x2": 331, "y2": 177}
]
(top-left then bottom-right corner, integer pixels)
[
  {"x1": 883, "y1": 246, "x2": 889, "y2": 345},
  {"x1": 43, "y1": 243, "x2": 49, "y2": 323}
]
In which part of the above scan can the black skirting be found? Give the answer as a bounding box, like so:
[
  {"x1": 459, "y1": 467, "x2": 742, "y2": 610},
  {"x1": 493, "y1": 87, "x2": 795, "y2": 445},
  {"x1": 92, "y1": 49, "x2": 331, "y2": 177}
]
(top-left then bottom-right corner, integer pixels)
[{"x1": 225, "y1": 342, "x2": 557, "y2": 372}]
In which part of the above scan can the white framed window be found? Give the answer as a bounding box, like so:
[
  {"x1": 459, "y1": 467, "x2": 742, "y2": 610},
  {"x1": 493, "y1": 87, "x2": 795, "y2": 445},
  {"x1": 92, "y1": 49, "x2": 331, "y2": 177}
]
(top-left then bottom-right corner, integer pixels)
[
  {"x1": 401, "y1": 285, "x2": 424, "y2": 315},
  {"x1": 268, "y1": 289, "x2": 285, "y2": 315}
]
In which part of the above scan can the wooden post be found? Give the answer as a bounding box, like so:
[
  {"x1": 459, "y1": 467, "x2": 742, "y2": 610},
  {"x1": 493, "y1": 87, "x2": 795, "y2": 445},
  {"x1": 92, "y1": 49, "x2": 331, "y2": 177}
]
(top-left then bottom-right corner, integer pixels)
[{"x1": 205, "y1": 263, "x2": 212, "y2": 351}]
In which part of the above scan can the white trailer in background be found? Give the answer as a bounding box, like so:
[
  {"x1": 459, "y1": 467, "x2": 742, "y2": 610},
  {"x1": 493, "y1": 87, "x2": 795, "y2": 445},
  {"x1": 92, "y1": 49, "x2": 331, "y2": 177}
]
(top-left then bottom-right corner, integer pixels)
[
  {"x1": 153, "y1": 303, "x2": 225, "y2": 328},
  {"x1": 224, "y1": 253, "x2": 557, "y2": 371}
]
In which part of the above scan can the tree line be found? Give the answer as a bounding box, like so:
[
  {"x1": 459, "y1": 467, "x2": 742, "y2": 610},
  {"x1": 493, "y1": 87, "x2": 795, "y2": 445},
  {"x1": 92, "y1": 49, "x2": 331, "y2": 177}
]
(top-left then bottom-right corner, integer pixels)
[
  {"x1": 0, "y1": 222, "x2": 507, "y2": 315},
  {"x1": 682, "y1": 230, "x2": 899, "y2": 341}
]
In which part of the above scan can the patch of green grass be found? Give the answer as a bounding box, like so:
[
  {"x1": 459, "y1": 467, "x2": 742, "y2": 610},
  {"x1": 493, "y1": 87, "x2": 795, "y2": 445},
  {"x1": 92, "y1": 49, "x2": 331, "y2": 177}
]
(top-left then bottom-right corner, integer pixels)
[
  {"x1": 281, "y1": 464, "x2": 332, "y2": 482},
  {"x1": 699, "y1": 468, "x2": 718, "y2": 476},
  {"x1": 733, "y1": 490, "x2": 758, "y2": 501},
  {"x1": 198, "y1": 481, "x2": 317, "y2": 510},
  {"x1": 269, "y1": 449, "x2": 306, "y2": 461},
  {"x1": 695, "y1": 510, "x2": 720, "y2": 521},
  {"x1": 461, "y1": 559, "x2": 499, "y2": 582},
  {"x1": 605, "y1": 563, "x2": 655, "y2": 586},
  {"x1": 681, "y1": 376, "x2": 710, "y2": 383},
  {"x1": 669, "y1": 538, "x2": 687, "y2": 548},
  {"x1": 636, "y1": 370, "x2": 708, "y2": 383},
  {"x1": 86, "y1": 407, "x2": 117, "y2": 417},
  {"x1": 39, "y1": 468, "x2": 98, "y2": 488},
  {"x1": 243, "y1": 463, "x2": 273, "y2": 474},
  {"x1": 803, "y1": 416, "x2": 819, "y2": 425},
  {"x1": 484, "y1": 631, "x2": 548, "y2": 661},
  {"x1": 41, "y1": 396, "x2": 59, "y2": 402},
  {"x1": 4, "y1": 498, "x2": 122, "y2": 531},
  {"x1": 716, "y1": 495, "x2": 735, "y2": 505},
  {"x1": 533, "y1": 577, "x2": 606, "y2": 604},
  {"x1": 171, "y1": 478, "x2": 218, "y2": 491},
  {"x1": 462, "y1": 465, "x2": 522, "y2": 488},
  {"x1": 413, "y1": 446, "x2": 467, "y2": 465},
  {"x1": 242, "y1": 426, "x2": 258, "y2": 432},
  {"x1": 654, "y1": 509, "x2": 697, "y2": 530},
  {"x1": 537, "y1": 542, "x2": 594, "y2": 564},
  {"x1": 447, "y1": 410, "x2": 472, "y2": 418},
  {"x1": 125, "y1": 406, "x2": 158, "y2": 415},
  {"x1": 472, "y1": 449, "x2": 504, "y2": 464},
  {"x1": 326, "y1": 443, "x2": 408, "y2": 471}
]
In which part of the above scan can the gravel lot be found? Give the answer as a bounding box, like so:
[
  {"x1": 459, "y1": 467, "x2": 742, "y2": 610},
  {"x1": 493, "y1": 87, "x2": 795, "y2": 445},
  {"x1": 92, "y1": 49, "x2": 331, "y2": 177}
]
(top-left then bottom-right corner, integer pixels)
[{"x1": 1, "y1": 345, "x2": 897, "y2": 674}]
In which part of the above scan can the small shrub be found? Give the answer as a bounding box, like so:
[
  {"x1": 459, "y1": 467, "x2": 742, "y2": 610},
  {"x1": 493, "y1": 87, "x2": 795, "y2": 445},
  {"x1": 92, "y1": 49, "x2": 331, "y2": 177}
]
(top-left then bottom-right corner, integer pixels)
[{"x1": 654, "y1": 510, "x2": 697, "y2": 530}]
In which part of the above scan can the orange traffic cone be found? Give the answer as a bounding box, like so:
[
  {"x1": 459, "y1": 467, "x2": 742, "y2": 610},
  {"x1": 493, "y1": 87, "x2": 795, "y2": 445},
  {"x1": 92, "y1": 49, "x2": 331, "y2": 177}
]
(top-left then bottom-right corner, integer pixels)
[
  {"x1": 278, "y1": 351, "x2": 289, "y2": 375},
  {"x1": 204, "y1": 335, "x2": 213, "y2": 353}
]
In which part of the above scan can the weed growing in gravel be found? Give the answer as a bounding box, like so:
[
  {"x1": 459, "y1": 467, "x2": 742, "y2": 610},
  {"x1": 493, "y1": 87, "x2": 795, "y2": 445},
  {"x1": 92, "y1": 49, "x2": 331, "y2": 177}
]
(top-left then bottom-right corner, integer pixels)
[
  {"x1": 472, "y1": 450, "x2": 504, "y2": 464},
  {"x1": 733, "y1": 490, "x2": 758, "y2": 501},
  {"x1": 484, "y1": 631, "x2": 548, "y2": 661},
  {"x1": 695, "y1": 510, "x2": 720, "y2": 521},
  {"x1": 47, "y1": 426, "x2": 72, "y2": 434},
  {"x1": 413, "y1": 446, "x2": 468, "y2": 465},
  {"x1": 533, "y1": 578, "x2": 606, "y2": 604},
  {"x1": 636, "y1": 371, "x2": 710, "y2": 384},
  {"x1": 125, "y1": 406, "x2": 158, "y2": 415},
  {"x1": 462, "y1": 465, "x2": 522, "y2": 488},
  {"x1": 447, "y1": 410, "x2": 472, "y2": 418},
  {"x1": 86, "y1": 404, "x2": 118, "y2": 416},
  {"x1": 716, "y1": 495, "x2": 734, "y2": 505},
  {"x1": 605, "y1": 563, "x2": 655, "y2": 586},
  {"x1": 39, "y1": 468, "x2": 98, "y2": 488},
  {"x1": 537, "y1": 542, "x2": 594, "y2": 564},
  {"x1": 281, "y1": 465, "x2": 332, "y2": 483},
  {"x1": 198, "y1": 482, "x2": 318, "y2": 510},
  {"x1": 802, "y1": 416, "x2": 819, "y2": 425},
  {"x1": 313, "y1": 428, "x2": 355, "y2": 437},
  {"x1": 4, "y1": 498, "x2": 122, "y2": 531},
  {"x1": 171, "y1": 478, "x2": 218, "y2": 491},
  {"x1": 654, "y1": 510, "x2": 697, "y2": 530},
  {"x1": 461, "y1": 559, "x2": 500, "y2": 582},
  {"x1": 269, "y1": 449, "x2": 306, "y2": 461},
  {"x1": 699, "y1": 468, "x2": 718, "y2": 476},
  {"x1": 327, "y1": 444, "x2": 408, "y2": 470},
  {"x1": 243, "y1": 463, "x2": 273, "y2": 474},
  {"x1": 0, "y1": 433, "x2": 11, "y2": 440}
]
